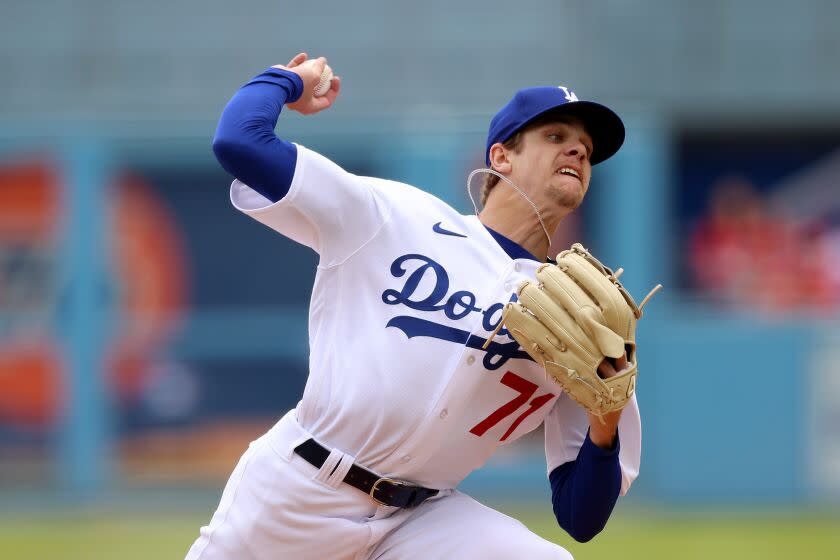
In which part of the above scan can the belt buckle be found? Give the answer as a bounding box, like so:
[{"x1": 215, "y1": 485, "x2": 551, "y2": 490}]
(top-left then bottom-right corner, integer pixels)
[{"x1": 369, "y1": 476, "x2": 408, "y2": 507}]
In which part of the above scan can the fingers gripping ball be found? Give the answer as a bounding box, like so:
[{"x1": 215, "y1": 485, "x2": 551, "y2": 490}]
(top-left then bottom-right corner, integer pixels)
[
  {"x1": 493, "y1": 243, "x2": 661, "y2": 417},
  {"x1": 294, "y1": 58, "x2": 334, "y2": 98},
  {"x1": 314, "y1": 64, "x2": 334, "y2": 97}
]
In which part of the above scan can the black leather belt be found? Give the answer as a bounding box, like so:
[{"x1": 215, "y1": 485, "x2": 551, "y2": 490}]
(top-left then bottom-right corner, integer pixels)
[{"x1": 293, "y1": 438, "x2": 439, "y2": 509}]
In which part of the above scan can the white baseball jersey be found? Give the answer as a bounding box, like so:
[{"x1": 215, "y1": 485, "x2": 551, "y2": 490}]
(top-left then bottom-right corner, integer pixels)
[{"x1": 229, "y1": 144, "x2": 641, "y2": 493}]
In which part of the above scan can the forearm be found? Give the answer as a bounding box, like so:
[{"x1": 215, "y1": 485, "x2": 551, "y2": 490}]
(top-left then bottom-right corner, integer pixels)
[
  {"x1": 212, "y1": 68, "x2": 304, "y2": 202},
  {"x1": 549, "y1": 430, "x2": 622, "y2": 542}
]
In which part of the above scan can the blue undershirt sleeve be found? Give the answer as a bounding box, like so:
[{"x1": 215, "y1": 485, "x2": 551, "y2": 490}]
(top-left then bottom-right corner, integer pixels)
[
  {"x1": 548, "y1": 430, "x2": 622, "y2": 542},
  {"x1": 212, "y1": 67, "x2": 305, "y2": 203}
]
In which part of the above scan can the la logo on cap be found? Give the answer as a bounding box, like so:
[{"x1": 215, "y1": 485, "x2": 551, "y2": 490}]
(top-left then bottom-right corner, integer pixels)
[{"x1": 558, "y1": 86, "x2": 578, "y2": 102}]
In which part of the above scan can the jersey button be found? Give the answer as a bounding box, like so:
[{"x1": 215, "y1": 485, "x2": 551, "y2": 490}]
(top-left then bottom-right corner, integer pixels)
[
  {"x1": 401, "y1": 455, "x2": 412, "y2": 463},
  {"x1": 466, "y1": 355, "x2": 475, "y2": 365},
  {"x1": 514, "y1": 263, "x2": 521, "y2": 272},
  {"x1": 439, "y1": 409, "x2": 448, "y2": 419},
  {"x1": 504, "y1": 282, "x2": 512, "y2": 291}
]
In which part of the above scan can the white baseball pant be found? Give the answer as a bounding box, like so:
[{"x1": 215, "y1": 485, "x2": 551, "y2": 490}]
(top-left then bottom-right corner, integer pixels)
[{"x1": 185, "y1": 410, "x2": 573, "y2": 560}]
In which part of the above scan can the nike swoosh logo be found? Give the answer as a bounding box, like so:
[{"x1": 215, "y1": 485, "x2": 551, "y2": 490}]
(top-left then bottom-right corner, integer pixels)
[{"x1": 432, "y1": 222, "x2": 467, "y2": 238}]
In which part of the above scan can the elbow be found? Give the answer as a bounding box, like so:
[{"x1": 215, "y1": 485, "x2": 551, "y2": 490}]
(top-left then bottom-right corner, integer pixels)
[
  {"x1": 553, "y1": 507, "x2": 607, "y2": 543},
  {"x1": 565, "y1": 526, "x2": 601, "y2": 544},
  {"x1": 212, "y1": 134, "x2": 262, "y2": 179},
  {"x1": 212, "y1": 135, "x2": 247, "y2": 169}
]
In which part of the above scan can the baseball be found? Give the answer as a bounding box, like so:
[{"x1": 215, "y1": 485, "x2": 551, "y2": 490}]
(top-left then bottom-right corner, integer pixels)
[{"x1": 313, "y1": 63, "x2": 333, "y2": 97}]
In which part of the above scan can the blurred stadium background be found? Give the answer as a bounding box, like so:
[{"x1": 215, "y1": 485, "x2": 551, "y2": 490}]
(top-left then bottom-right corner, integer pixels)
[{"x1": 2, "y1": 1, "x2": 840, "y2": 558}]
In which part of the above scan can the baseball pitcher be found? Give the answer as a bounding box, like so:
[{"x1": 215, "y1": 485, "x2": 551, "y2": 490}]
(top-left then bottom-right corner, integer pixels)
[{"x1": 185, "y1": 52, "x2": 658, "y2": 560}]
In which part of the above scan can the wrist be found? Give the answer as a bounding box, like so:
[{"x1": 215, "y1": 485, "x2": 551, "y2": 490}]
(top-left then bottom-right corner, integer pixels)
[
  {"x1": 246, "y1": 68, "x2": 305, "y2": 103},
  {"x1": 587, "y1": 410, "x2": 621, "y2": 449}
]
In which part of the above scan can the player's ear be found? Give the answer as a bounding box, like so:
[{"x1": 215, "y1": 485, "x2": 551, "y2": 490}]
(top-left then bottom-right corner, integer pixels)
[{"x1": 488, "y1": 143, "x2": 513, "y2": 174}]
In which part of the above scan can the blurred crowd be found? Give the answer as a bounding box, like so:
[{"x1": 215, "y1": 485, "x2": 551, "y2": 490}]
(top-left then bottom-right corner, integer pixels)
[{"x1": 687, "y1": 176, "x2": 840, "y2": 315}]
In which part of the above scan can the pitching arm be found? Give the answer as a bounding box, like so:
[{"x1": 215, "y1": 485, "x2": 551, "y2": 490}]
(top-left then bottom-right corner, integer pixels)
[{"x1": 212, "y1": 67, "x2": 303, "y2": 203}]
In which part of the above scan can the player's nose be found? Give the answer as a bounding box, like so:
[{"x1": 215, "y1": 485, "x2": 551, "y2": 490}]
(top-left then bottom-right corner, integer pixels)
[
  {"x1": 565, "y1": 138, "x2": 589, "y2": 161},
  {"x1": 564, "y1": 141, "x2": 588, "y2": 162}
]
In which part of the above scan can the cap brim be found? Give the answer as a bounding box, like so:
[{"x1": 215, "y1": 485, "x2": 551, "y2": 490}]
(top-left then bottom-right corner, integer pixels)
[{"x1": 522, "y1": 101, "x2": 625, "y2": 165}]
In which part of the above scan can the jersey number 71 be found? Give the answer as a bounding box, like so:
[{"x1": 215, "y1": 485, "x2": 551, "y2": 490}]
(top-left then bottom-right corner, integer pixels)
[{"x1": 469, "y1": 371, "x2": 555, "y2": 441}]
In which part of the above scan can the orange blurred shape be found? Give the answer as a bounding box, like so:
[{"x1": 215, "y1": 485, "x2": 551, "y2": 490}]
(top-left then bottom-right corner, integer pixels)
[
  {"x1": 0, "y1": 342, "x2": 62, "y2": 427},
  {"x1": 0, "y1": 160, "x2": 187, "y2": 430},
  {"x1": 106, "y1": 173, "x2": 188, "y2": 400},
  {"x1": 0, "y1": 159, "x2": 60, "y2": 241}
]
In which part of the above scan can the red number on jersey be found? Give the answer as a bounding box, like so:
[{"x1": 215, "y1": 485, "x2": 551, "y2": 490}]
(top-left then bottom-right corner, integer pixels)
[{"x1": 469, "y1": 371, "x2": 555, "y2": 441}]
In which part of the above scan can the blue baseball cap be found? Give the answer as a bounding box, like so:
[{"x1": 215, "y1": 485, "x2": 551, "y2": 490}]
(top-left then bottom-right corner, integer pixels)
[{"x1": 486, "y1": 86, "x2": 625, "y2": 166}]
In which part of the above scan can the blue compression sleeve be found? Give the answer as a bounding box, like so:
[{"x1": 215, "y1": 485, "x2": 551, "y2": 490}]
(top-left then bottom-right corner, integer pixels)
[
  {"x1": 548, "y1": 430, "x2": 622, "y2": 542},
  {"x1": 212, "y1": 68, "x2": 304, "y2": 203}
]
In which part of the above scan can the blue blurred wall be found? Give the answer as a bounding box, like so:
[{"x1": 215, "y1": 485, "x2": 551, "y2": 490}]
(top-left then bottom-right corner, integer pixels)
[{"x1": 2, "y1": 0, "x2": 840, "y2": 506}]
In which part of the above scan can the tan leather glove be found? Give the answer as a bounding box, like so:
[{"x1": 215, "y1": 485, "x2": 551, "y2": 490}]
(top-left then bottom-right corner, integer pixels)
[{"x1": 496, "y1": 243, "x2": 661, "y2": 417}]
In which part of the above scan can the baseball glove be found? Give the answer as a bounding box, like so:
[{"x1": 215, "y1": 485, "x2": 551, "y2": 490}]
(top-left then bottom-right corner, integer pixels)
[{"x1": 489, "y1": 243, "x2": 661, "y2": 417}]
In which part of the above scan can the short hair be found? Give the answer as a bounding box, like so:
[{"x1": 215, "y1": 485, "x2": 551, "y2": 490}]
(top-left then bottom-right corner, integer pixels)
[{"x1": 480, "y1": 112, "x2": 586, "y2": 206}]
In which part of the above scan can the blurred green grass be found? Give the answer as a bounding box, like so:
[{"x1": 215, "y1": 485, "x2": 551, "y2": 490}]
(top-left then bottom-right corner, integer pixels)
[
  {"x1": 517, "y1": 507, "x2": 840, "y2": 560},
  {"x1": 2, "y1": 506, "x2": 838, "y2": 559}
]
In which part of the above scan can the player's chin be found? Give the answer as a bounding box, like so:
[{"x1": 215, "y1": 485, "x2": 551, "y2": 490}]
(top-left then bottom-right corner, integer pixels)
[{"x1": 548, "y1": 178, "x2": 587, "y2": 209}]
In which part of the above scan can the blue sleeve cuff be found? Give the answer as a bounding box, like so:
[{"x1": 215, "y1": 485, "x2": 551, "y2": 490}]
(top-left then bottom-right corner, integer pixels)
[
  {"x1": 548, "y1": 430, "x2": 622, "y2": 542},
  {"x1": 245, "y1": 67, "x2": 304, "y2": 103}
]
